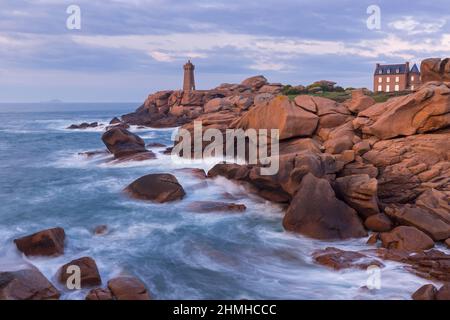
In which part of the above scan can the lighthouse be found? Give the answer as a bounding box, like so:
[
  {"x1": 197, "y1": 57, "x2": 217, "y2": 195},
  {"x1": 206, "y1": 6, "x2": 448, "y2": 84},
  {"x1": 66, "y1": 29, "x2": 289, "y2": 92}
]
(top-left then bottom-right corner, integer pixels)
[{"x1": 183, "y1": 60, "x2": 196, "y2": 91}]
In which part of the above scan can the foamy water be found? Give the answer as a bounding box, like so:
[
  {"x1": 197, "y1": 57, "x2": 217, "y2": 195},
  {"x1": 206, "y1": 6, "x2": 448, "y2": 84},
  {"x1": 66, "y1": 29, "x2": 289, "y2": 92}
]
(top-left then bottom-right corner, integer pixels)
[{"x1": 0, "y1": 103, "x2": 437, "y2": 300}]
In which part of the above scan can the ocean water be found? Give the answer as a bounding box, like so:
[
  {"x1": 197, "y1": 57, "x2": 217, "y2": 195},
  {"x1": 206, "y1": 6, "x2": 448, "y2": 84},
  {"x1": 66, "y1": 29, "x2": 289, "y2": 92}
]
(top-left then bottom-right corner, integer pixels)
[{"x1": 0, "y1": 103, "x2": 436, "y2": 300}]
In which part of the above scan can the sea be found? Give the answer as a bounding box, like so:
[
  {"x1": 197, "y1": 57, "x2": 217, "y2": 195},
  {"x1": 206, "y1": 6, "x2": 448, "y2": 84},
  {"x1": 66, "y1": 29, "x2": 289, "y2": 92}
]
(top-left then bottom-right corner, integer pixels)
[{"x1": 0, "y1": 102, "x2": 437, "y2": 299}]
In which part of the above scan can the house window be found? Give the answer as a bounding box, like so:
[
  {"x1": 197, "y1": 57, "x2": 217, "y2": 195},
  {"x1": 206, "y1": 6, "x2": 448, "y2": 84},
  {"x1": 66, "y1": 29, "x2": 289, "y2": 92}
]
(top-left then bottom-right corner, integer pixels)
[
  {"x1": 379, "y1": 70, "x2": 382, "y2": 74},
  {"x1": 378, "y1": 85, "x2": 382, "y2": 92},
  {"x1": 386, "y1": 85, "x2": 390, "y2": 92},
  {"x1": 395, "y1": 77, "x2": 399, "y2": 83},
  {"x1": 387, "y1": 69, "x2": 391, "y2": 74},
  {"x1": 411, "y1": 76, "x2": 415, "y2": 81},
  {"x1": 411, "y1": 85, "x2": 415, "y2": 90},
  {"x1": 396, "y1": 68, "x2": 400, "y2": 73},
  {"x1": 378, "y1": 77, "x2": 382, "y2": 83},
  {"x1": 395, "y1": 84, "x2": 400, "y2": 92},
  {"x1": 387, "y1": 77, "x2": 391, "y2": 83}
]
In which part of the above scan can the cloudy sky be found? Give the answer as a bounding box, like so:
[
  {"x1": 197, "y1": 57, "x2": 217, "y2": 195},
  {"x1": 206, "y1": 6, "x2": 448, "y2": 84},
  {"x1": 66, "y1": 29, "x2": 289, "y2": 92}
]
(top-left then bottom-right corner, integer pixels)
[{"x1": 0, "y1": 0, "x2": 449, "y2": 102}]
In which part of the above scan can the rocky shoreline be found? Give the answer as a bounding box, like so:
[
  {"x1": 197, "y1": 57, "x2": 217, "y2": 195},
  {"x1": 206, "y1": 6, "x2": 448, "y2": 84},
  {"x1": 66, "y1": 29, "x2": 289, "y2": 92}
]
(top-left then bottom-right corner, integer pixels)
[{"x1": 2, "y1": 58, "x2": 450, "y2": 300}]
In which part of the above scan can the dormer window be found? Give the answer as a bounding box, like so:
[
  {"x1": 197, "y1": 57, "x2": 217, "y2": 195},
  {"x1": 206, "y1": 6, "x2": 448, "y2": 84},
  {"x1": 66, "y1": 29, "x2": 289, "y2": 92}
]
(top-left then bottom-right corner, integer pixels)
[
  {"x1": 396, "y1": 68, "x2": 400, "y2": 73},
  {"x1": 378, "y1": 70, "x2": 382, "y2": 74},
  {"x1": 387, "y1": 69, "x2": 391, "y2": 74}
]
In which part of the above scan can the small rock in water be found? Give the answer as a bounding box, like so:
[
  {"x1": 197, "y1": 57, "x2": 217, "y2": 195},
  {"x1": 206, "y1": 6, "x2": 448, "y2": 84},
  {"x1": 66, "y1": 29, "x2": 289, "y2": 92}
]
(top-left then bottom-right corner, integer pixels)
[
  {"x1": 85, "y1": 288, "x2": 114, "y2": 300},
  {"x1": 187, "y1": 201, "x2": 246, "y2": 213},
  {"x1": 57, "y1": 257, "x2": 102, "y2": 288},
  {"x1": 124, "y1": 173, "x2": 186, "y2": 203},
  {"x1": 107, "y1": 276, "x2": 151, "y2": 300},
  {"x1": 313, "y1": 247, "x2": 384, "y2": 270},
  {"x1": 14, "y1": 227, "x2": 65, "y2": 257},
  {"x1": 93, "y1": 225, "x2": 108, "y2": 235},
  {"x1": 174, "y1": 168, "x2": 207, "y2": 180},
  {"x1": 146, "y1": 142, "x2": 166, "y2": 148}
]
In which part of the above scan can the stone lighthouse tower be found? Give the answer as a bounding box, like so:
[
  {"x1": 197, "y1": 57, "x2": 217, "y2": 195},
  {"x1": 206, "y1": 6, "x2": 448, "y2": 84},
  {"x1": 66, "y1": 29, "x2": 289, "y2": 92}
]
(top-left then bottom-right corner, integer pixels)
[{"x1": 183, "y1": 60, "x2": 196, "y2": 91}]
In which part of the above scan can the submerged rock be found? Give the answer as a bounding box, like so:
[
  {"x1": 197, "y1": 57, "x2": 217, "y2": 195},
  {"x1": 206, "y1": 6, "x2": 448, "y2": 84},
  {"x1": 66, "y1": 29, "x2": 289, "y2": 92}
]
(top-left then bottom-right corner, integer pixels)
[
  {"x1": 313, "y1": 247, "x2": 383, "y2": 270},
  {"x1": 14, "y1": 227, "x2": 65, "y2": 257},
  {"x1": 67, "y1": 122, "x2": 99, "y2": 129},
  {"x1": 124, "y1": 173, "x2": 186, "y2": 203},
  {"x1": 0, "y1": 267, "x2": 60, "y2": 300},
  {"x1": 187, "y1": 201, "x2": 246, "y2": 213},
  {"x1": 85, "y1": 287, "x2": 114, "y2": 300}
]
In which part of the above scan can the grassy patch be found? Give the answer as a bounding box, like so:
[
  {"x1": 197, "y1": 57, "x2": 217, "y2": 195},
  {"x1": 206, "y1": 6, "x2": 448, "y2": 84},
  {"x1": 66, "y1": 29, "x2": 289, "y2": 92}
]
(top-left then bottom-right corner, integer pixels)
[{"x1": 287, "y1": 90, "x2": 410, "y2": 103}]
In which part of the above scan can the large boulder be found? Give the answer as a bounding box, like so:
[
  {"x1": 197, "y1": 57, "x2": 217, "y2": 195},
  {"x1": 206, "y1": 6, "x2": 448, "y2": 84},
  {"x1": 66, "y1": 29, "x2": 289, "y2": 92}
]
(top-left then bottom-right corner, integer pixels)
[
  {"x1": 379, "y1": 226, "x2": 434, "y2": 251},
  {"x1": 107, "y1": 276, "x2": 151, "y2": 300},
  {"x1": 203, "y1": 98, "x2": 232, "y2": 113},
  {"x1": 124, "y1": 173, "x2": 186, "y2": 203},
  {"x1": 334, "y1": 174, "x2": 380, "y2": 219},
  {"x1": 232, "y1": 96, "x2": 319, "y2": 140},
  {"x1": 241, "y1": 75, "x2": 268, "y2": 90},
  {"x1": 0, "y1": 267, "x2": 60, "y2": 300},
  {"x1": 421, "y1": 58, "x2": 450, "y2": 83},
  {"x1": 57, "y1": 257, "x2": 102, "y2": 288},
  {"x1": 85, "y1": 288, "x2": 114, "y2": 300},
  {"x1": 101, "y1": 127, "x2": 149, "y2": 159},
  {"x1": 345, "y1": 89, "x2": 376, "y2": 114},
  {"x1": 364, "y1": 213, "x2": 393, "y2": 232},
  {"x1": 436, "y1": 283, "x2": 450, "y2": 300},
  {"x1": 283, "y1": 173, "x2": 367, "y2": 240},
  {"x1": 354, "y1": 82, "x2": 450, "y2": 139},
  {"x1": 14, "y1": 227, "x2": 65, "y2": 257}
]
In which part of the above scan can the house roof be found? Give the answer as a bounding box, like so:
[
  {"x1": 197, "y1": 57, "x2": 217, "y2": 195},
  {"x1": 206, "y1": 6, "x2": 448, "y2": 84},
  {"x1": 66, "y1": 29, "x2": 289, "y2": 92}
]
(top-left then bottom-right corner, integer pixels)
[
  {"x1": 374, "y1": 63, "x2": 408, "y2": 75},
  {"x1": 410, "y1": 63, "x2": 420, "y2": 74},
  {"x1": 374, "y1": 63, "x2": 421, "y2": 75}
]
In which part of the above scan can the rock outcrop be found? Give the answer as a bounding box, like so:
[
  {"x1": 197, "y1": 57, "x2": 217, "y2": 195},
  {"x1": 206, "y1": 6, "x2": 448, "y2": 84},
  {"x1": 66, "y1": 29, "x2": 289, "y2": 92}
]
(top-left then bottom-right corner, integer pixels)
[
  {"x1": 354, "y1": 82, "x2": 450, "y2": 139},
  {"x1": 124, "y1": 173, "x2": 186, "y2": 202},
  {"x1": 14, "y1": 227, "x2": 65, "y2": 257},
  {"x1": 379, "y1": 226, "x2": 434, "y2": 251}
]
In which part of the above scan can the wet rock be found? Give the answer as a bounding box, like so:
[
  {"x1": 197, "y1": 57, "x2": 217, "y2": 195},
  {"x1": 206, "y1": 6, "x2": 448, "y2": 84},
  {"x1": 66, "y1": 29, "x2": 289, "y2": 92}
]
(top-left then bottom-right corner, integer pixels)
[
  {"x1": 445, "y1": 238, "x2": 450, "y2": 248},
  {"x1": 283, "y1": 173, "x2": 367, "y2": 240},
  {"x1": 67, "y1": 122, "x2": 99, "y2": 129},
  {"x1": 146, "y1": 142, "x2": 166, "y2": 148},
  {"x1": 334, "y1": 174, "x2": 380, "y2": 219},
  {"x1": 313, "y1": 247, "x2": 383, "y2": 270},
  {"x1": 421, "y1": 58, "x2": 450, "y2": 83},
  {"x1": 101, "y1": 127, "x2": 148, "y2": 159},
  {"x1": 366, "y1": 233, "x2": 379, "y2": 245},
  {"x1": 105, "y1": 122, "x2": 130, "y2": 131},
  {"x1": 232, "y1": 96, "x2": 319, "y2": 140},
  {"x1": 412, "y1": 284, "x2": 437, "y2": 300},
  {"x1": 57, "y1": 257, "x2": 102, "y2": 288},
  {"x1": 78, "y1": 150, "x2": 109, "y2": 158},
  {"x1": 109, "y1": 117, "x2": 121, "y2": 124},
  {"x1": 436, "y1": 283, "x2": 450, "y2": 300},
  {"x1": 0, "y1": 267, "x2": 60, "y2": 300},
  {"x1": 364, "y1": 214, "x2": 393, "y2": 232},
  {"x1": 85, "y1": 288, "x2": 114, "y2": 300},
  {"x1": 186, "y1": 201, "x2": 246, "y2": 213},
  {"x1": 93, "y1": 225, "x2": 108, "y2": 236},
  {"x1": 380, "y1": 226, "x2": 434, "y2": 251},
  {"x1": 174, "y1": 168, "x2": 207, "y2": 180},
  {"x1": 354, "y1": 82, "x2": 450, "y2": 139},
  {"x1": 14, "y1": 227, "x2": 65, "y2": 257},
  {"x1": 107, "y1": 276, "x2": 151, "y2": 300},
  {"x1": 124, "y1": 173, "x2": 185, "y2": 203}
]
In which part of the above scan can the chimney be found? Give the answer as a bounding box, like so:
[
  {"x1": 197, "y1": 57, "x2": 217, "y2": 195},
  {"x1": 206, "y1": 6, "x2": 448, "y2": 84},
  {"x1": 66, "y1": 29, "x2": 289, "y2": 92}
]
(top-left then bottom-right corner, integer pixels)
[{"x1": 406, "y1": 61, "x2": 410, "y2": 72}]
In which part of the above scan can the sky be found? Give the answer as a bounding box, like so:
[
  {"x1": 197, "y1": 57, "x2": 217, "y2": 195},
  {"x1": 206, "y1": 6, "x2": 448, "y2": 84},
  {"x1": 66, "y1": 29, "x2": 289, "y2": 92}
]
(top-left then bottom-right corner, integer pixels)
[{"x1": 0, "y1": 0, "x2": 449, "y2": 102}]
